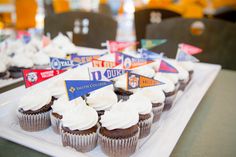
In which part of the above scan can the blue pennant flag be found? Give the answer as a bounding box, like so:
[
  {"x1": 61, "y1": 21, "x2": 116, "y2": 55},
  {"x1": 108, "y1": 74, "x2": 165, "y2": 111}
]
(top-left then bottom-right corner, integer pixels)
[
  {"x1": 50, "y1": 57, "x2": 79, "y2": 70},
  {"x1": 139, "y1": 49, "x2": 164, "y2": 60},
  {"x1": 70, "y1": 53, "x2": 106, "y2": 65},
  {"x1": 122, "y1": 53, "x2": 152, "y2": 69},
  {"x1": 65, "y1": 80, "x2": 112, "y2": 101},
  {"x1": 89, "y1": 67, "x2": 131, "y2": 81},
  {"x1": 176, "y1": 48, "x2": 199, "y2": 62}
]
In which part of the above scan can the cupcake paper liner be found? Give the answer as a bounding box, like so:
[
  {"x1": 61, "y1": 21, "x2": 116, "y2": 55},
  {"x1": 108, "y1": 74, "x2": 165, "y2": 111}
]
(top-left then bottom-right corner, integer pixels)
[
  {"x1": 163, "y1": 92, "x2": 177, "y2": 111},
  {"x1": 138, "y1": 112, "x2": 154, "y2": 139},
  {"x1": 61, "y1": 129, "x2": 98, "y2": 153},
  {"x1": 98, "y1": 127, "x2": 140, "y2": 157},
  {"x1": 117, "y1": 94, "x2": 130, "y2": 102},
  {"x1": 17, "y1": 110, "x2": 51, "y2": 132},
  {"x1": 152, "y1": 103, "x2": 164, "y2": 123},
  {"x1": 50, "y1": 112, "x2": 61, "y2": 134}
]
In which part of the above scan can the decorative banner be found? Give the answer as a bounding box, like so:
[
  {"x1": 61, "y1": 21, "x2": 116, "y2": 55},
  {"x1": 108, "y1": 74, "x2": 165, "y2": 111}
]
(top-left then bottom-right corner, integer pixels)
[
  {"x1": 22, "y1": 69, "x2": 65, "y2": 88},
  {"x1": 103, "y1": 40, "x2": 139, "y2": 54},
  {"x1": 122, "y1": 53, "x2": 153, "y2": 69},
  {"x1": 70, "y1": 53, "x2": 105, "y2": 65},
  {"x1": 141, "y1": 39, "x2": 167, "y2": 49},
  {"x1": 127, "y1": 72, "x2": 164, "y2": 90},
  {"x1": 178, "y1": 43, "x2": 202, "y2": 55},
  {"x1": 89, "y1": 67, "x2": 131, "y2": 81},
  {"x1": 115, "y1": 52, "x2": 123, "y2": 64},
  {"x1": 65, "y1": 80, "x2": 112, "y2": 101},
  {"x1": 50, "y1": 57, "x2": 79, "y2": 70},
  {"x1": 159, "y1": 60, "x2": 179, "y2": 73},
  {"x1": 176, "y1": 48, "x2": 199, "y2": 62},
  {"x1": 92, "y1": 59, "x2": 117, "y2": 68},
  {"x1": 139, "y1": 49, "x2": 164, "y2": 60}
]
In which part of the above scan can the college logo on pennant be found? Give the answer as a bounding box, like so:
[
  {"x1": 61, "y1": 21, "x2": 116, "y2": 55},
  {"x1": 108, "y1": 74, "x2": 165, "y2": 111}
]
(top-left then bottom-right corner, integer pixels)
[
  {"x1": 65, "y1": 80, "x2": 112, "y2": 101},
  {"x1": 127, "y1": 72, "x2": 164, "y2": 90},
  {"x1": 122, "y1": 53, "x2": 152, "y2": 69},
  {"x1": 178, "y1": 43, "x2": 202, "y2": 55},
  {"x1": 92, "y1": 59, "x2": 117, "y2": 68},
  {"x1": 176, "y1": 48, "x2": 199, "y2": 62},
  {"x1": 139, "y1": 49, "x2": 164, "y2": 60},
  {"x1": 159, "y1": 60, "x2": 178, "y2": 73},
  {"x1": 104, "y1": 40, "x2": 138, "y2": 54},
  {"x1": 88, "y1": 67, "x2": 130, "y2": 81},
  {"x1": 70, "y1": 53, "x2": 105, "y2": 65},
  {"x1": 50, "y1": 57, "x2": 79, "y2": 70},
  {"x1": 22, "y1": 69, "x2": 65, "y2": 88},
  {"x1": 141, "y1": 39, "x2": 167, "y2": 49}
]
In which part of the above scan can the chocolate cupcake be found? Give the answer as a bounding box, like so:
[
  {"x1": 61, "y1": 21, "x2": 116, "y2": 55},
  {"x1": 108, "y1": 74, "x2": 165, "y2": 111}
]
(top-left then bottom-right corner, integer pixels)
[
  {"x1": 99, "y1": 105, "x2": 139, "y2": 157},
  {"x1": 140, "y1": 87, "x2": 165, "y2": 123},
  {"x1": 86, "y1": 85, "x2": 117, "y2": 117},
  {"x1": 50, "y1": 95, "x2": 86, "y2": 134},
  {"x1": 17, "y1": 89, "x2": 53, "y2": 132},
  {"x1": 32, "y1": 51, "x2": 50, "y2": 69},
  {"x1": 179, "y1": 61, "x2": 194, "y2": 85},
  {"x1": 0, "y1": 61, "x2": 10, "y2": 79},
  {"x1": 127, "y1": 92, "x2": 153, "y2": 139},
  {"x1": 154, "y1": 74, "x2": 177, "y2": 111},
  {"x1": 61, "y1": 105, "x2": 98, "y2": 152}
]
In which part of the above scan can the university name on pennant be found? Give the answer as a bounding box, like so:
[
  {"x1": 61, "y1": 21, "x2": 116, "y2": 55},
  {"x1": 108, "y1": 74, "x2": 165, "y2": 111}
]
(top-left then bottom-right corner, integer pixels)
[
  {"x1": 139, "y1": 49, "x2": 164, "y2": 60},
  {"x1": 176, "y1": 48, "x2": 199, "y2": 62},
  {"x1": 122, "y1": 53, "x2": 152, "y2": 69},
  {"x1": 159, "y1": 60, "x2": 179, "y2": 73},
  {"x1": 70, "y1": 53, "x2": 105, "y2": 65},
  {"x1": 65, "y1": 80, "x2": 112, "y2": 101},
  {"x1": 22, "y1": 69, "x2": 65, "y2": 88},
  {"x1": 105, "y1": 40, "x2": 138, "y2": 54},
  {"x1": 50, "y1": 57, "x2": 79, "y2": 70},
  {"x1": 141, "y1": 39, "x2": 167, "y2": 49},
  {"x1": 127, "y1": 72, "x2": 164, "y2": 90},
  {"x1": 92, "y1": 59, "x2": 117, "y2": 68},
  {"x1": 178, "y1": 43, "x2": 202, "y2": 55}
]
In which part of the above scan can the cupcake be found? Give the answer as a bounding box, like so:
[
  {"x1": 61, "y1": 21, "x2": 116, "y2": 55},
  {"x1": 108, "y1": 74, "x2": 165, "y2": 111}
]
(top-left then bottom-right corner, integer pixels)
[
  {"x1": 178, "y1": 61, "x2": 194, "y2": 84},
  {"x1": 154, "y1": 74, "x2": 177, "y2": 111},
  {"x1": 140, "y1": 87, "x2": 165, "y2": 123},
  {"x1": 127, "y1": 92, "x2": 153, "y2": 139},
  {"x1": 86, "y1": 86, "x2": 117, "y2": 117},
  {"x1": 32, "y1": 51, "x2": 50, "y2": 69},
  {"x1": 0, "y1": 61, "x2": 10, "y2": 79},
  {"x1": 61, "y1": 105, "x2": 98, "y2": 152},
  {"x1": 9, "y1": 54, "x2": 34, "y2": 78},
  {"x1": 17, "y1": 89, "x2": 53, "y2": 132},
  {"x1": 99, "y1": 104, "x2": 139, "y2": 157},
  {"x1": 47, "y1": 80, "x2": 66, "y2": 101},
  {"x1": 50, "y1": 95, "x2": 86, "y2": 134},
  {"x1": 132, "y1": 65, "x2": 156, "y2": 78}
]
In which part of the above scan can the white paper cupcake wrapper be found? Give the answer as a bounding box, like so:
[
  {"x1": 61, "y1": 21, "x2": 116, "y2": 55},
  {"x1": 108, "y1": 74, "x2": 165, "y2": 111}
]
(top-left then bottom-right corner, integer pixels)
[
  {"x1": 98, "y1": 127, "x2": 140, "y2": 157},
  {"x1": 152, "y1": 103, "x2": 164, "y2": 123},
  {"x1": 17, "y1": 110, "x2": 51, "y2": 132},
  {"x1": 164, "y1": 92, "x2": 177, "y2": 111},
  {"x1": 61, "y1": 129, "x2": 98, "y2": 153},
  {"x1": 50, "y1": 112, "x2": 62, "y2": 134},
  {"x1": 117, "y1": 94, "x2": 130, "y2": 101},
  {"x1": 138, "y1": 112, "x2": 154, "y2": 139}
]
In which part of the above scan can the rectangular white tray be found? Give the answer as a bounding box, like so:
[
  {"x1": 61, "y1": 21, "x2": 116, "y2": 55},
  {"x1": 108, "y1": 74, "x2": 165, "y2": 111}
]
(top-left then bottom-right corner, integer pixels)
[
  {"x1": 0, "y1": 63, "x2": 221, "y2": 157},
  {"x1": 0, "y1": 78, "x2": 23, "y2": 89}
]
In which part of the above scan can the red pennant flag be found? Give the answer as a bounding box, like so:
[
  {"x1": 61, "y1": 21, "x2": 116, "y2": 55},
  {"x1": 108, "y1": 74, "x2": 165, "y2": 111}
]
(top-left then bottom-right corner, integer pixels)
[
  {"x1": 106, "y1": 40, "x2": 138, "y2": 54},
  {"x1": 92, "y1": 59, "x2": 117, "y2": 68},
  {"x1": 22, "y1": 69, "x2": 65, "y2": 88},
  {"x1": 179, "y1": 43, "x2": 202, "y2": 55},
  {"x1": 159, "y1": 60, "x2": 178, "y2": 73}
]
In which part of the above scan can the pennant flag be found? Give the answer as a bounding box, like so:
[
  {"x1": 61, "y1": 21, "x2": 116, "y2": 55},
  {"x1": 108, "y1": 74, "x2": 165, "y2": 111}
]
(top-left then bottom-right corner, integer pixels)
[
  {"x1": 70, "y1": 53, "x2": 105, "y2": 65},
  {"x1": 65, "y1": 80, "x2": 112, "y2": 101},
  {"x1": 22, "y1": 69, "x2": 65, "y2": 88},
  {"x1": 50, "y1": 57, "x2": 79, "y2": 70},
  {"x1": 176, "y1": 48, "x2": 199, "y2": 62},
  {"x1": 92, "y1": 59, "x2": 117, "y2": 68},
  {"x1": 89, "y1": 67, "x2": 130, "y2": 81},
  {"x1": 103, "y1": 40, "x2": 138, "y2": 54},
  {"x1": 122, "y1": 53, "x2": 152, "y2": 69},
  {"x1": 141, "y1": 39, "x2": 167, "y2": 49},
  {"x1": 115, "y1": 52, "x2": 123, "y2": 64},
  {"x1": 139, "y1": 49, "x2": 164, "y2": 60},
  {"x1": 178, "y1": 43, "x2": 202, "y2": 55},
  {"x1": 127, "y1": 72, "x2": 164, "y2": 90},
  {"x1": 158, "y1": 60, "x2": 178, "y2": 73}
]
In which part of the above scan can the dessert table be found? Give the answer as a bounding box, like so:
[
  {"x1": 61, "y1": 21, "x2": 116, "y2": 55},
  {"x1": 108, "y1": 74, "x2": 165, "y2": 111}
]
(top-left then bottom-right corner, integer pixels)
[{"x1": 0, "y1": 68, "x2": 235, "y2": 157}]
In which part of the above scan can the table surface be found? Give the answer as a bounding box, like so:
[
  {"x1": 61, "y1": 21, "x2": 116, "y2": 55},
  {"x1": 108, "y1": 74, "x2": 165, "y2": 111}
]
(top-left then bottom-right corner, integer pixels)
[{"x1": 0, "y1": 69, "x2": 236, "y2": 157}]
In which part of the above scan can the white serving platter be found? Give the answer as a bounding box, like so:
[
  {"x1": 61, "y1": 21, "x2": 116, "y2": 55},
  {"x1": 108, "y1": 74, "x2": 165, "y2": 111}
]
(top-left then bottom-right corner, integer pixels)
[
  {"x1": 0, "y1": 77, "x2": 23, "y2": 89},
  {"x1": 0, "y1": 62, "x2": 221, "y2": 157}
]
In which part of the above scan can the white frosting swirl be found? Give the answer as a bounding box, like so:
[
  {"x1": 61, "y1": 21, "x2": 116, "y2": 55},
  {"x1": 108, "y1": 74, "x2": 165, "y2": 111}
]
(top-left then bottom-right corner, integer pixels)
[
  {"x1": 61, "y1": 105, "x2": 98, "y2": 131},
  {"x1": 114, "y1": 74, "x2": 127, "y2": 90},
  {"x1": 132, "y1": 65, "x2": 155, "y2": 78},
  {"x1": 18, "y1": 89, "x2": 51, "y2": 111},
  {"x1": 100, "y1": 102, "x2": 139, "y2": 130},
  {"x1": 86, "y1": 87, "x2": 117, "y2": 111},
  {"x1": 156, "y1": 72, "x2": 179, "y2": 84},
  {"x1": 154, "y1": 74, "x2": 175, "y2": 93},
  {"x1": 33, "y1": 51, "x2": 50, "y2": 65},
  {"x1": 140, "y1": 87, "x2": 165, "y2": 104},
  {"x1": 43, "y1": 43, "x2": 66, "y2": 58},
  {"x1": 127, "y1": 91, "x2": 153, "y2": 115},
  {"x1": 0, "y1": 61, "x2": 7, "y2": 73},
  {"x1": 47, "y1": 80, "x2": 66, "y2": 99},
  {"x1": 179, "y1": 61, "x2": 194, "y2": 72},
  {"x1": 10, "y1": 54, "x2": 34, "y2": 68}
]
